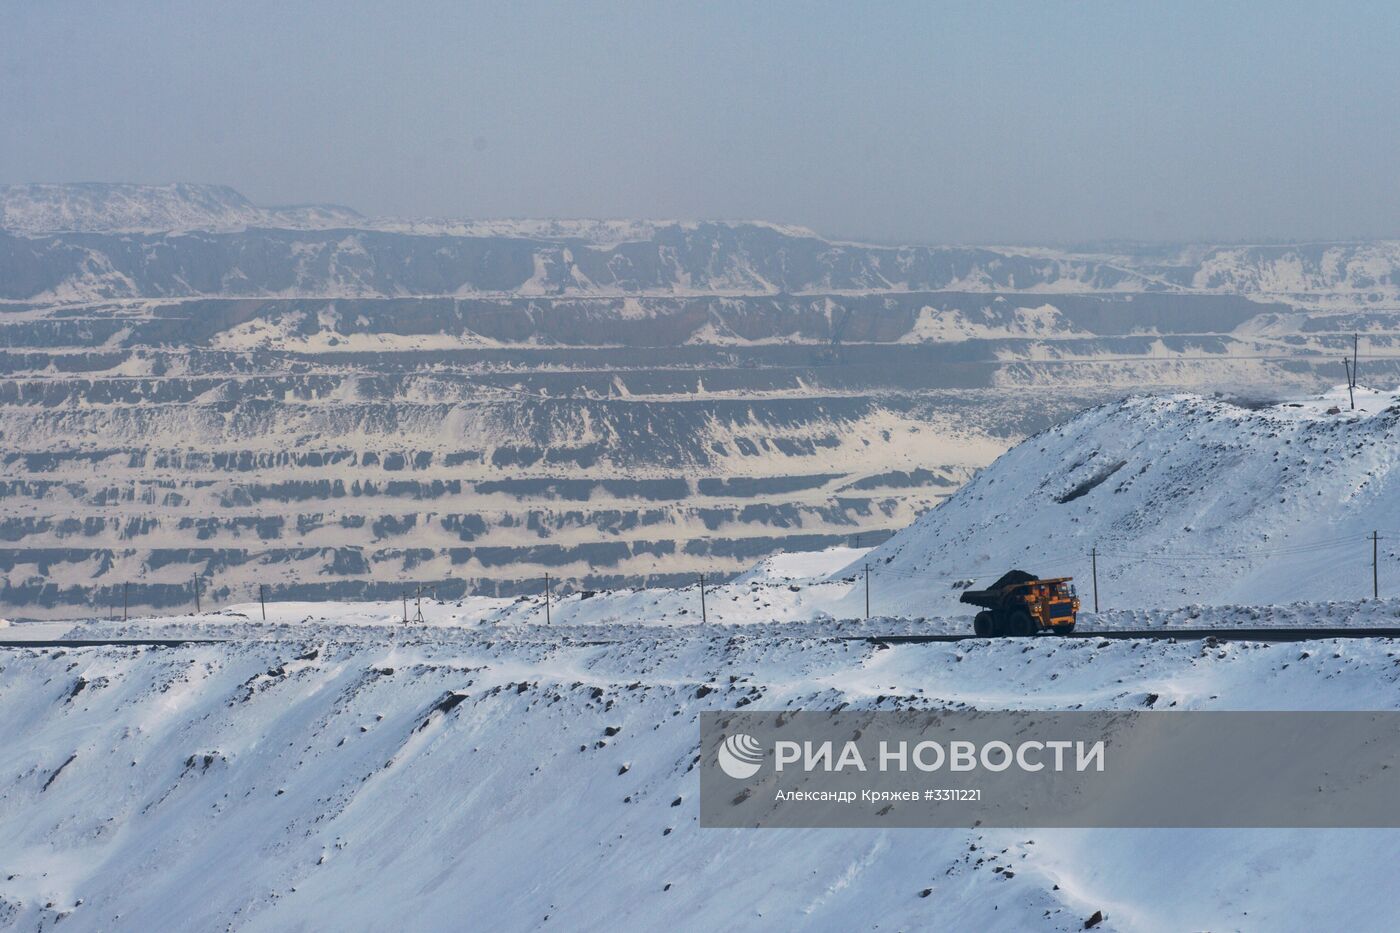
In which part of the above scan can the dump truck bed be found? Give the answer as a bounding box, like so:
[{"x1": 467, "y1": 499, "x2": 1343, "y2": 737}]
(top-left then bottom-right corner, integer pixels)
[
  {"x1": 958, "y1": 587, "x2": 1004, "y2": 609},
  {"x1": 958, "y1": 569, "x2": 1041, "y2": 607}
]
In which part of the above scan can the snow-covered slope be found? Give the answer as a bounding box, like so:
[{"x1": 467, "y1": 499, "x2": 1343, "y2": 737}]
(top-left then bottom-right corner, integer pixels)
[
  {"x1": 4, "y1": 616, "x2": 1400, "y2": 932},
  {"x1": 839, "y1": 385, "x2": 1400, "y2": 616},
  {"x1": 1183, "y1": 242, "x2": 1400, "y2": 300},
  {"x1": 0, "y1": 183, "x2": 362, "y2": 235}
]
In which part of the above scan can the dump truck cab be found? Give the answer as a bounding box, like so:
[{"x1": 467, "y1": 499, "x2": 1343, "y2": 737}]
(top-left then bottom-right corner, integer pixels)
[{"x1": 959, "y1": 570, "x2": 1079, "y2": 636}]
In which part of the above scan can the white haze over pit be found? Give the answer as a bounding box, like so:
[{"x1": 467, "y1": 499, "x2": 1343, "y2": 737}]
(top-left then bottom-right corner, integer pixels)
[{"x1": 6, "y1": 4, "x2": 1400, "y2": 243}]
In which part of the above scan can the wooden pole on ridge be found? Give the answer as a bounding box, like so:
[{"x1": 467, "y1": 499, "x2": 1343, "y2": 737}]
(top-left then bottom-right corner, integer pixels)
[{"x1": 1090, "y1": 547, "x2": 1099, "y2": 613}]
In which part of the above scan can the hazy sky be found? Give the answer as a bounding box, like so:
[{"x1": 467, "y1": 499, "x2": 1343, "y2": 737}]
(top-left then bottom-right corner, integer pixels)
[{"x1": 5, "y1": 1, "x2": 1399, "y2": 244}]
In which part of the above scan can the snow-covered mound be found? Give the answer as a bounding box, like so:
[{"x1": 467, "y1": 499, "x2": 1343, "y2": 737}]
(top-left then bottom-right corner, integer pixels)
[
  {"x1": 841, "y1": 386, "x2": 1400, "y2": 616},
  {"x1": 4, "y1": 618, "x2": 1400, "y2": 931},
  {"x1": 0, "y1": 183, "x2": 362, "y2": 235}
]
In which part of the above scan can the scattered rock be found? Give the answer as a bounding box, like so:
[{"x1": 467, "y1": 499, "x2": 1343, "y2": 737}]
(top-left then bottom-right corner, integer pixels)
[{"x1": 42, "y1": 754, "x2": 77, "y2": 791}]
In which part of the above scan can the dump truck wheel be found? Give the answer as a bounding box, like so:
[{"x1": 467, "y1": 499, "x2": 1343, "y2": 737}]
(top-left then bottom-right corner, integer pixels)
[
  {"x1": 973, "y1": 611, "x2": 993, "y2": 637},
  {"x1": 1008, "y1": 611, "x2": 1035, "y2": 637}
]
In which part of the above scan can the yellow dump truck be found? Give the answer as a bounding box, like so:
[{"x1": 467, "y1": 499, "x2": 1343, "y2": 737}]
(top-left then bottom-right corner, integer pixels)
[{"x1": 959, "y1": 570, "x2": 1079, "y2": 636}]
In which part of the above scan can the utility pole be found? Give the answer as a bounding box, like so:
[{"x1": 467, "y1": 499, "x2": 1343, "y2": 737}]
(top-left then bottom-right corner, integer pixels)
[
  {"x1": 414, "y1": 585, "x2": 425, "y2": 623},
  {"x1": 1090, "y1": 547, "x2": 1099, "y2": 613},
  {"x1": 864, "y1": 563, "x2": 871, "y2": 620},
  {"x1": 544, "y1": 573, "x2": 551, "y2": 624},
  {"x1": 193, "y1": 575, "x2": 201, "y2": 614},
  {"x1": 402, "y1": 591, "x2": 408, "y2": 624},
  {"x1": 699, "y1": 573, "x2": 707, "y2": 624},
  {"x1": 1373, "y1": 531, "x2": 1380, "y2": 600},
  {"x1": 123, "y1": 581, "x2": 128, "y2": 622},
  {"x1": 259, "y1": 584, "x2": 267, "y2": 621},
  {"x1": 1344, "y1": 358, "x2": 1355, "y2": 410}
]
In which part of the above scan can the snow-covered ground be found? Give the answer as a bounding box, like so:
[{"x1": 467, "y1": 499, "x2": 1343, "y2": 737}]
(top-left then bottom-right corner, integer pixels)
[
  {"x1": 22, "y1": 588, "x2": 1400, "y2": 643},
  {"x1": 8, "y1": 382, "x2": 1400, "y2": 930},
  {"x1": 4, "y1": 613, "x2": 1400, "y2": 931}
]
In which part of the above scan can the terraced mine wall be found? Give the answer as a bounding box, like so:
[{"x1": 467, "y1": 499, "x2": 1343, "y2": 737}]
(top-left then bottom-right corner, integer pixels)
[{"x1": 2, "y1": 224, "x2": 1396, "y2": 618}]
